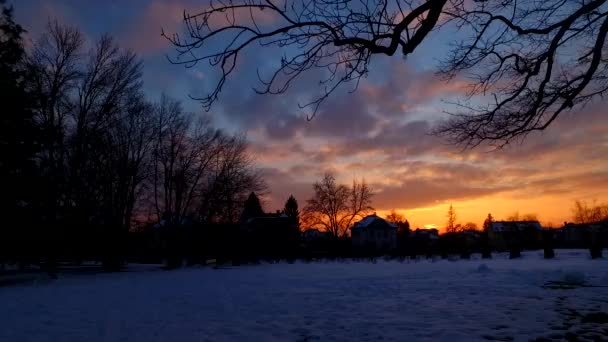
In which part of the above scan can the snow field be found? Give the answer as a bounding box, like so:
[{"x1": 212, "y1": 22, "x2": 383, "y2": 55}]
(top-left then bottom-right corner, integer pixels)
[{"x1": 1, "y1": 250, "x2": 608, "y2": 341}]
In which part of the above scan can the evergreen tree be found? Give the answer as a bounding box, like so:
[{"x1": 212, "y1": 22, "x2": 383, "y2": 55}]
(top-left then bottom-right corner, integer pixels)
[
  {"x1": 481, "y1": 213, "x2": 493, "y2": 259},
  {"x1": 240, "y1": 192, "x2": 264, "y2": 222},
  {"x1": 446, "y1": 204, "x2": 457, "y2": 233},
  {"x1": 483, "y1": 213, "x2": 494, "y2": 232},
  {"x1": 401, "y1": 219, "x2": 410, "y2": 232},
  {"x1": 283, "y1": 195, "x2": 300, "y2": 223},
  {"x1": 0, "y1": 1, "x2": 39, "y2": 265},
  {"x1": 282, "y1": 195, "x2": 301, "y2": 260}
]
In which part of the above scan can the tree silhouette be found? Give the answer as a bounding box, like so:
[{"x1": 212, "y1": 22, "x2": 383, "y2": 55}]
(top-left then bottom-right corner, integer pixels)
[
  {"x1": 27, "y1": 21, "x2": 84, "y2": 272},
  {"x1": 0, "y1": 0, "x2": 39, "y2": 266},
  {"x1": 462, "y1": 222, "x2": 478, "y2": 231},
  {"x1": 241, "y1": 192, "x2": 265, "y2": 222},
  {"x1": 572, "y1": 200, "x2": 608, "y2": 224},
  {"x1": 445, "y1": 204, "x2": 457, "y2": 233},
  {"x1": 26, "y1": 22, "x2": 152, "y2": 271},
  {"x1": 483, "y1": 213, "x2": 494, "y2": 232},
  {"x1": 385, "y1": 209, "x2": 410, "y2": 233},
  {"x1": 481, "y1": 213, "x2": 493, "y2": 258},
  {"x1": 283, "y1": 195, "x2": 300, "y2": 222},
  {"x1": 11, "y1": 18, "x2": 269, "y2": 270},
  {"x1": 506, "y1": 212, "x2": 538, "y2": 222},
  {"x1": 385, "y1": 209, "x2": 405, "y2": 224},
  {"x1": 282, "y1": 195, "x2": 301, "y2": 259},
  {"x1": 168, "y1": 0, "x2": 608, "y2": 144},
  {"x1": 303, "y1": 173, "x2": 373, "y2": 238}
]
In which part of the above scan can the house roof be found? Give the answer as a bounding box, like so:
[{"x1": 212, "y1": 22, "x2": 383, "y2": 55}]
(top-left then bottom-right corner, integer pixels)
[
  {"x1": 352, "y1": 215, "x2": 397, "y2": 230},
  {"x1": 490, "y1": 221, "x2": 543, "y2": 232},
  {"x1": 413, "y1": 228, "x2": 439, "y2": 239}
]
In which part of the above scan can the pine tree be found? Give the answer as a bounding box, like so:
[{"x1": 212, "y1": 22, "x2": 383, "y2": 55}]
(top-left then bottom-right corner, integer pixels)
[
  {"x1": 401, "y1": 219, "x2": 410, "y2": 232},
  {"x1": 240, "y1": 192, "x2": 264, "y2": 222},
  {"x1": 282, "y1": 195, "x2": 301, "y2": 260},
  {"x1": 483, "y1": 213, "x2": 494, "y2": 232},
  {"x1": 283, "y1": 195, "x2": 300, "y2": 223},
  {"x1": 481, "y1": 213, "x2": 493, "y2": 259},
  {"x1": 446, "y1": 204, "x2": 457, "y2": 233}
]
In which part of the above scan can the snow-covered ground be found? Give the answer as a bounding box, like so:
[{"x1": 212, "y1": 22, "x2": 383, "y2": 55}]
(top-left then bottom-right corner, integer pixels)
[{"x1": 2, "y1": 250, "x2": 608, "y2": 342}]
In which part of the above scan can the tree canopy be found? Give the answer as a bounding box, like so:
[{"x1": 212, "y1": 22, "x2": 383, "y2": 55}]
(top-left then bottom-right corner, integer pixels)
[
  {"x1": 303, "y1": 173, "x2": 374, "y2": 238},
  {"x1": 283, "y1": 195, "x2": 300, "y2": 222}
]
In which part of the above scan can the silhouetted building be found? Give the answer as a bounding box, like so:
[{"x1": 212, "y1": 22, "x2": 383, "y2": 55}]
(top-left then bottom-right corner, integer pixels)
[
  {"x1": 411, "y1": 228, "x2": 439, "y2": 241},
  {"x1": 301, "y1": 228, "x2": 331, "y2": 258},
  {"x1": 488, "y1": 221, "x2": 544, "y2": 251},
  {"x1": 407, "y1": 228, "x2": 440, "y2": 256},
  {"x1": 555, "y1": 221, "x2": 608, "y2": 248},
  {"x1": 302, "y1": 228, "x2": 327, "y2": 241},
  {"x1": 351, "y1": 214, "x2": 397, "y2": 254},
  {"x1": 556, "y1": 223, "x2": 589, "y2": 248}
]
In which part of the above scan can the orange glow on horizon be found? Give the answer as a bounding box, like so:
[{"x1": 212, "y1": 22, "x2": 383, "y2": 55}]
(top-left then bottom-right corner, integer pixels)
[{"x1": 374, "y1": 193, "x2": 607, "y2": 234}]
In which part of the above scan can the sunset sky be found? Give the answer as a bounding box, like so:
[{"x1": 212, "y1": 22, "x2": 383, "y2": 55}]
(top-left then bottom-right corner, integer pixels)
[{"x1": 15, "y1": 0, "x2": 608, "y2": 231}]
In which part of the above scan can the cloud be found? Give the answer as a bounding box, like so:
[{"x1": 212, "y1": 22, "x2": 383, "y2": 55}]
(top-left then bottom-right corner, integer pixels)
[
  {"x1": 122, "y1": 1, "x2": 187, "y2": 54},
  {"x1": 373, "y1": 179, "x2": 512, "y2": 210},
  {"x1": 258, "y1": 167, "x2": 312, "y2": 211},
  {"x1": 122, "y1": 0, "x2": 281, "y2": 54},
  {"x1": 17, "y1": 0, "x2": 608, "y2": 228}
]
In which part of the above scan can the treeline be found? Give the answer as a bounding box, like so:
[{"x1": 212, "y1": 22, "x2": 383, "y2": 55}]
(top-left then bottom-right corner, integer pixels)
[{"x1": 0, "y1": 7, "x2": 264, "y2": 271}]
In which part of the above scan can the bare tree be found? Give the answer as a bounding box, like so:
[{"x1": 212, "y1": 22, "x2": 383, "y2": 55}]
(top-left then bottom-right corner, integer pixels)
[
  {"x1": 506, "y1": 212, "x2": 538, "y2": 222},
  {"x1": 106, "y1": 98, "x2": 156, "y2": 232},
  {"x1": 67, "y1": 34, "x2": 145, "y2": 231},
  {"x1": 150, "y1": 95, "x2": 265, "y2": 225},
  {"x1": 27, "y1": 22, "x2": 158, "y2": 269},
  {"x1": 27, "y1": 21, "x2": 83, "y2": 217},
  {"x1": 167, "y1": 0, "x2": 608, "y2": 142},
  {"x1": 385, "y1": 209, "x2": 406, "y2": 224},
  {"x1": 26, "y1": 21, "x2": 84, "y2": 272},
  {"x1": 435, "y1": 0, "x2": 608, "y2": 147},
  {"x1": 303, "y1": 173, "x2": 374, "y2": 238},
  {"x1": 197, "y1": 133, "x2": 267, "y2": 223},
  {"x1": 462, "y1": 222, "x2": 478, "y2": 231},
  {"x1": 152, "y1": 95, "x2": 224, "y2": 224},
  {"x1": 572, "y1": 199, "x2": 608, "y2": 224}
]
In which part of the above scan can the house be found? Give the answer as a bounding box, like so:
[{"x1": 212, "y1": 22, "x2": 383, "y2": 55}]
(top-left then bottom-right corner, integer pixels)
[
  {"x1": 556, "y1": 223, "x2": 590, "y2": 248},
  {"x1": 488, "y1": 221, "x2": 544, "y2": 251},
  {"x1": 301, "y1": 228, "x2": 331, "y2": 258},
  {"x1": 408, "y1": 228, "x2": 439, "y2": 256},
  {"x1": 556, "y1": 221, "x2": 608, "y2": 248},
  {"x1": 411, "y1": 228, "x2": 439, "y2": 241},
  {"x1": 351, "y1": 214, "x2": 397, "y2": 254},
  {"x1": 302, "y1": 228, "x2": 328, "y2": 242}
]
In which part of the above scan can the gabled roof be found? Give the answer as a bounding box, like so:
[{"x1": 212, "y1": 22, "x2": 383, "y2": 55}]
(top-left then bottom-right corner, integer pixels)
[
  {"x1": 490, "y1": 221, "x2": 543, "y2": 232},
  {"x1": 352, "y1": 215, "x2": 397, "y2": 229},
  {"x1": 413, "y1": 228, "x2": 439, "y2": 239}
]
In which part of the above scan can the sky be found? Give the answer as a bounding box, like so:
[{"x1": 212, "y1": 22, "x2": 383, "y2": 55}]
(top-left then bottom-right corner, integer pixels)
[{"x1": 14, "y1": 0, "x2": 608, "y2": 231}]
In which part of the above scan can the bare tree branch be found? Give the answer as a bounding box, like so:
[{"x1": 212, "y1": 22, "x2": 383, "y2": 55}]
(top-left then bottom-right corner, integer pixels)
[{"x1": 168, "y1": 0, "x2": 608, "y2": 145}]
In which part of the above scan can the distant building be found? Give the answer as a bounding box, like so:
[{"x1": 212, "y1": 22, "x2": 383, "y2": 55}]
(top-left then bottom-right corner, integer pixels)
[
  {"x1": 556, "y1": 223, "x2": 590, "y2": 248},
  {"x1": 351, "y1": 214, "x2": 397, "y2": 254},
  {"x1": 488, "y1": 221, "x2": 544, "y2": 251},
  {"x1": 301, "y1": 228, "x2": 331, "y2": 258},
  {"x1": 408, "y1": 228, "x2": 440, "y2": 255},
  {"x1": 302, "y1": 228, "x2": 327, "y2": 241},
  {"x1": 411, "y1": 228, "x2": 439, "y2": 241},
  {"x1": 556, "y1": 221, "x2": 608, "y2": 248},
  {"x1": 242, "y1": 212, "x2": 293, "y2": 231}
]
